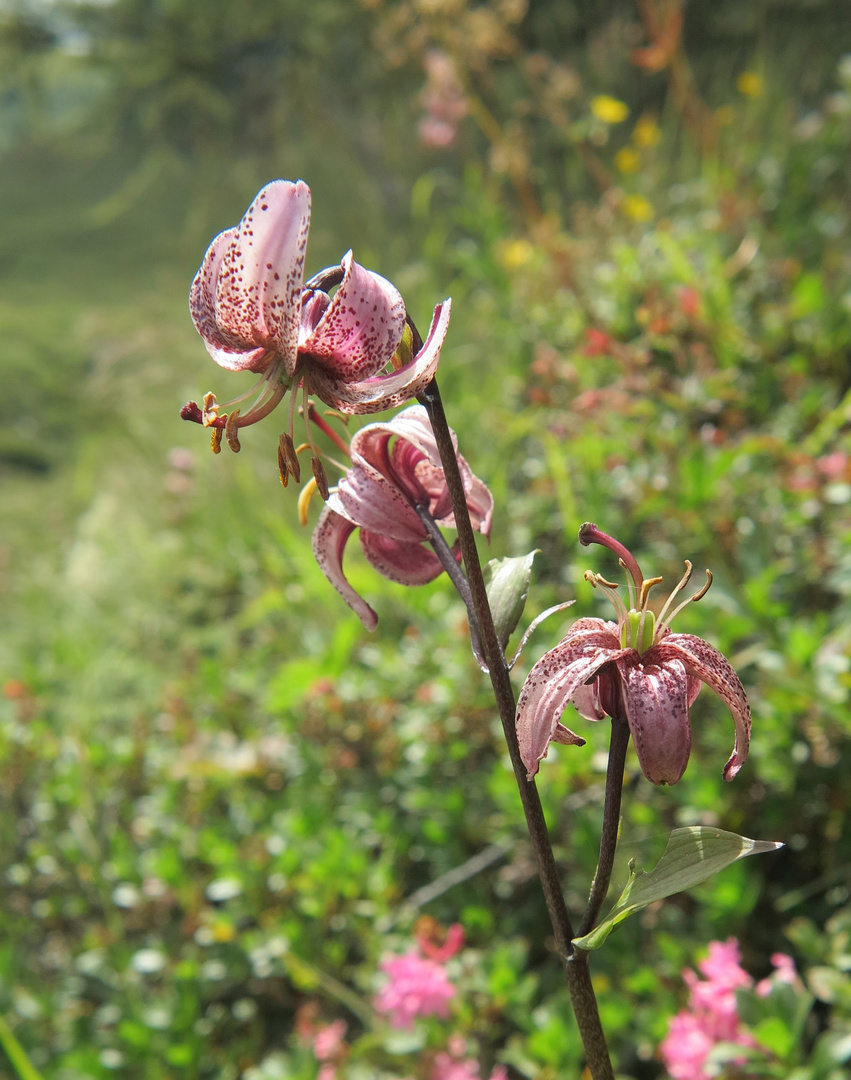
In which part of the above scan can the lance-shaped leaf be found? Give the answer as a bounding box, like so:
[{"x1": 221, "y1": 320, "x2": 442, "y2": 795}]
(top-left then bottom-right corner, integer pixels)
[
  {"x1": 573, "y1": 827, "x2": 783, "y2": 951},
  {"x1": 483, "y1": 551, "x2": 538, "y2": 652}
]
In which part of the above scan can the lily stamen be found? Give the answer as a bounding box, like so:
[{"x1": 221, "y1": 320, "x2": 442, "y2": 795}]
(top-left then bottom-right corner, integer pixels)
[
  {"x1": 224, "y1": 410, "x2": 241, "y2": 452},
  {"x1": 585, "y1": 571, "x2": 629, "y2": 624},
  {"x1": 297, "y1": 477, "x2": 320, "y2": 525},
  {"x1": 654, "y1": 560, "x2": 694, "y2": 628},
  {"x1": 638, "y1": 576, "x2": 664, "y2": 610},
  {"x1": 515, "y1": 525, "x2": 751, "y2": 787},
  {"x1": 656, "y1": 568, "x2": 713, "y2": 637},
  {"x1": 214, "y1": 367, "x2": 275, "y2": 412}
]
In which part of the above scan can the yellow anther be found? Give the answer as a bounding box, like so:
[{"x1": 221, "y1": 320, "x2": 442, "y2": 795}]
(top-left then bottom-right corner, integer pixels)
[
  {"x1": 692, "y1": 569, "x2": 713, "y2": 603},
  {"x1": 210, "y1": 426, "x2": 223, "y2": 454},
  {"x1": 202, "y1": 391, "x2": 219, "y2": 426},
  {"x1": 638, "y1": 576, "x2": 664, "y2": 610},
  {"x1": 297, "y1": 477, "x2": 318, "y2": 526},
  {"x1": 225, "y1": 409, "x2": 241, "y2": 453}
]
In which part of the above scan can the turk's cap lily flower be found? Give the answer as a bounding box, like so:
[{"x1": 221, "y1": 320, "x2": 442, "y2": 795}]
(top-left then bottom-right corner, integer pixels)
[
  {"x1": 515, "y1": 523, "x2": 751, "y2": 786},
  {"x1": 183, "y1": 179, "x2": 451, "y2": 452},
  {"x1": 312, "y1": 406, "x2": 493, "y2": 630}
]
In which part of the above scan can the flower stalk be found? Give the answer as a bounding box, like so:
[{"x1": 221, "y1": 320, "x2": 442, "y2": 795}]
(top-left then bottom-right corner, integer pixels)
[
  {"x1": 578, "y1": 714, "x2": 631, "y2": 939},
  {"x1": 417, "y1": 377, "x2": 615, "y2": 1080}
]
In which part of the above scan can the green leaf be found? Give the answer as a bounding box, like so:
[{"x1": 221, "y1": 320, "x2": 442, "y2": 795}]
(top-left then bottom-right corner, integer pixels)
[
  {"x1": 0, "y1": 1014, "x2": 45, "y2": 1080},
  {"x1": 484, "y1": 551, "x2": 538, "y2": 650},
  {"x1": 573, "y1": 827, "x2": 783, "y2": 950}
]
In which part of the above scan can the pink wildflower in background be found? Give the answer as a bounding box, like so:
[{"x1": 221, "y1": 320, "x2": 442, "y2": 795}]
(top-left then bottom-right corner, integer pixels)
[
  {"x1": 756, "y1": 953, "x2": 801, "y2": 998},
  {"x1": 313, "y1": 1019, "x2": 347, "y2": 1061},
  {"x1": 660, "y1": 938, "x2": 757, "y2": 1080},
  {"x1": 417, "y1": 920, "x2": 465, "y2": 962},
  {"x1": 430, "y1": 1052, "x2": 508, "y2": 1080},
  {"x1": 419, "y1": 50, "x2": 467, "y2": 149},
  {"x1": 374, "y1": 949, "x2": 456, "y2": 1029}
]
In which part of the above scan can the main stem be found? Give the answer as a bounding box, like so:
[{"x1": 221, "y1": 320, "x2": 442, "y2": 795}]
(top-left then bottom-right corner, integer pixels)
[{"x1": 418, "y1": 379, "x2": 615, "y2": 1080}]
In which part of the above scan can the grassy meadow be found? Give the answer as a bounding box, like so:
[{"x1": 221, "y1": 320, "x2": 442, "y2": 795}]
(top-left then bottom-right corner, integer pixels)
[{"x1": 2, "y1": 2, "x2": 851, "y2": 1078}]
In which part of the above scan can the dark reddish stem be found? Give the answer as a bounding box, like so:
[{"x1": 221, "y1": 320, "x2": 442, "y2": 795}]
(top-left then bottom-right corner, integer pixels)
[
  {"x1": 578, "y1": 714, "x2": 630, "y2": 938},
  {"x1": 419, "y1": 379, "x2": 615, "y2": 1080}
]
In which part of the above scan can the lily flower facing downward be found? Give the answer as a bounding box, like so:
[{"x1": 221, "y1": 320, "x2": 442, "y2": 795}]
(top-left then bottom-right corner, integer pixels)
[
  {"x1": 516, "y1": 523, "x2": 751, "y2": 786},
  {"x1": 312, "y1": 406, "x2": 493, "y2": 630},
  {"x1": 182, "y1": 180, "x2": 451, "y2": 459}
]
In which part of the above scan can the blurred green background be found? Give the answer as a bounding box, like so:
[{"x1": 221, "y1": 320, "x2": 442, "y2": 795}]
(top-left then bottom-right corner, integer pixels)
[{"x1": 2, "y1": 1, "x2": 851, "y2": 1077}]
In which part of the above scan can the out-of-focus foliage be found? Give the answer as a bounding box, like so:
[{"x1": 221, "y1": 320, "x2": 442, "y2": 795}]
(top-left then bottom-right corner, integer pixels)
[{"x1": 2, "y1": 0, "x2": 851, "y2": 1078}]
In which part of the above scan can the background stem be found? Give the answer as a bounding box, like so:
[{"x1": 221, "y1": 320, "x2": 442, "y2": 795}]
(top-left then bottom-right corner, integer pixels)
[{"x1": 418, "y1": 378, "x2": 615, "y2": 1080}]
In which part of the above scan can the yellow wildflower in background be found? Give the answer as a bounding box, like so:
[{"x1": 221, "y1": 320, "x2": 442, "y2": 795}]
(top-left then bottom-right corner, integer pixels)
[
  {"x1": 633, "y1": 114, "x2": 661, "y2": 148},
  {"x1": 497, "y1": 238, "x2": 534, "y2": 270},
  {"x1": 591, "y1": 95, "x2": 629, "y2": 124},
  {"x1": 736, "y1": 72, "x2": 765, "y2": 99},
  {"x1": 614, "y1": 147, "x2": 640, "y2": 174},
  {"x1": 622, "y1": 194, "x2": 654, "y2": 223}
]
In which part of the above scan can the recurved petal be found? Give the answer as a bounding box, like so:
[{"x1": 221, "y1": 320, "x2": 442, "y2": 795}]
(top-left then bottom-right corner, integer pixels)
[
  {"x1": 650, "y1": 633, "x2": 751, "y2": 781},
  {"x1": 351, "y1": 405, "x2": 443, "y2": 470},
  {"x1": 312, "y1": 505, "x2": 378, "y2": 631},
  {"x1": 621, "y1": 659, "x2": 692, "y2": 785},
  {"x1": 309, "y1": 300, "x2": 451, "y2": 415},
  {"x1": 572, "y1": 681, "x2": 606, "y2": 722},
  {"x1": 359, "y1": 530, "x2": 446, "y2": 586},
  {"x1": 215, "y1": 181, "x2": 311, "y2": 368},
  {"x1": 190, "y1": 226, "x2": 245, "y2": 353},
  {"x1": 515, "y1": 633, "x2": 627, "y2": 780},
  {"x1": 301, "y1": 251, "x2": 406, "y2": 381},
  {"x1": 426, "y1": 451, "x2": 494, "y2": 537},
  {"x1": 336, "y1": 454, "x2": 427, "y2": 542},
  {"x1": 203, "y1": 342, "x2": 273, "y2": 373}
]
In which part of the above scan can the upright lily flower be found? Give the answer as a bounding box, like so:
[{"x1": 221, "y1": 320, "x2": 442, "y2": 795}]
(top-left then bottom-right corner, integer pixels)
[
  {"x1": 516, "y1": 523, "x2": 751, "y2": 786},
  {"x1": 312, "y1": 406, "x2": 493, "y2": 630},
  {"x1": 182, "y1": 180, "x2": 450, "y2": 457}
]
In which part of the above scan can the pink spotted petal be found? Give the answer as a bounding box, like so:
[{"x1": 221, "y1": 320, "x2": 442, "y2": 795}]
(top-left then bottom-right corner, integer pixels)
[
  {"x1": 515, "y1": 623, "x2": 626, "y2": 779},
  {"x1": 301, "y1": 251, "x2": 406, "y2": 381},
  {"x1": 214, "y1": 181, "x2": 311, "y2": 369},
  {"x1": 190, "y1": 224, "x2": 277, "y2": 372},
  {"x1": 650, "y1": 634, "x2": 751, "y2": 781},
  {"x1": 336, "y1": 454, "x2": 428, "y2": 542},
  {"x1": 431, "y1": 462, "x2": 494, "y2": 537},
  {"x1": 572, "y1": 681, "x2": 606, "y2": 722},
  {"x1": 352, "y1": 405, "x2": 441, "y2": 506},
  {"x1": 309, "y1": 300, "x2": 451, "y2": 414},
  {"x1": 620, "y1": 658, "x2": 692, "y2": 786},
  {"x1": 351, "y1": 405, "x2": 443, "y2": 470},
  {"x1": 190, "y1": 227, "x2": 246, "y2": 353},
  {"x1": 359, "y1": 530, "x2": 446, "y2": 586},
  {"x1": 312, "y1": 504, "x2": 378, "y2": 631}
]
